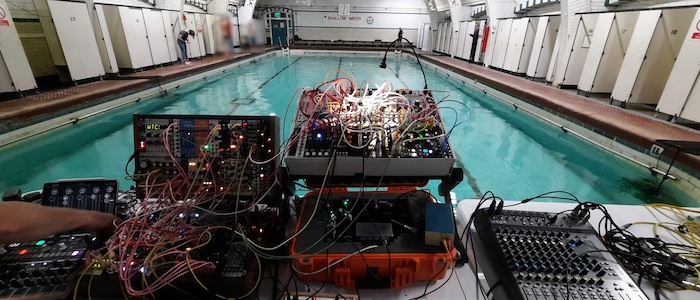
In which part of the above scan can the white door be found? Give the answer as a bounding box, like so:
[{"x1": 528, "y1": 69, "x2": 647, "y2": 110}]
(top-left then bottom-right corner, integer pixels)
[
  {"x1": 657, "y1": 9, "x2": 700, "y2": 120},
  {"x1": 611, "y1": 10, "x2": 661, "y2": 102},
  {"x1": 47, "y1": 0, "x2": 105, "y2": 81},
  {"x1": 503, "y1": 18, "x2": 529, "y2": 72},
  {"x1": 161, "y1": 10, "x2": 179, "y2": 62},
  {"x1": 143, "y1": 9, "x2": 171, "y2": 65},
  {"x1": 94, "y1": 4, "x2": 118, "y2": 73}
]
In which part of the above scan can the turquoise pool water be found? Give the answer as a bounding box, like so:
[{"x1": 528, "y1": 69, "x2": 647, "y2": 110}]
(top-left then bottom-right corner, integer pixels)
[{"x1": 0, "y1": 53, "x2": 696, "y2": 205}]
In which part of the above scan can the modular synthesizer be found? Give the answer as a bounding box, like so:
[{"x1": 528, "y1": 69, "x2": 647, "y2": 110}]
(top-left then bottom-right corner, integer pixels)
[
  {"x1": 285, "y1": 88, "x2": 455, "y2": 177},
  {"x1": 473, "y1": 208, "x2": 649, "y2": 300},
  {"x1": 132, "y1": 114, "x2": 280, "y2": 202}
]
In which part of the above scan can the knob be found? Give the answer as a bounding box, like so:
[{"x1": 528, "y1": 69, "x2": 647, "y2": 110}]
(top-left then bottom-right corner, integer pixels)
[
  {"x1": 9, "y1": 279, "x2": 22, "y2": 288},
  {"x1": 22, "y1": 279, "x2": 35, "y2": 287},
  {"x1": 32, "y1": 270, "x2": 43, "y2": 277},
  {"x1": 35, "y1": 277, "x2": 48, "y2": 286},
  {"x1": 18, "y1": 270, "x2": 30, "y2": 278},
  {"x1": 49, "y1": 276, "x2": 61, "y2": 284},
  {"x1": 58, "y1": 242, "x2": 67, "y2": 251}
]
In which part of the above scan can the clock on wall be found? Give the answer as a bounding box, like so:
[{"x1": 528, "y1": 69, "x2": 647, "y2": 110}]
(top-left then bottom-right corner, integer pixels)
[
  {"x1": 366, "y1": 16, "x2": 374, "y2": 24},
  {"x1": 339, "y1": 4, "x2": 350, "y2": 16}
]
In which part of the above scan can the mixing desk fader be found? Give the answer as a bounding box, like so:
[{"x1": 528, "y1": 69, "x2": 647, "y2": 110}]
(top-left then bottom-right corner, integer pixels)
[
  {"x1": 473, "y1": 209, "x2": 649, "y2": 300},
  {"x1": 0, "y1": 234, "x2": 92, "y2": 299}
]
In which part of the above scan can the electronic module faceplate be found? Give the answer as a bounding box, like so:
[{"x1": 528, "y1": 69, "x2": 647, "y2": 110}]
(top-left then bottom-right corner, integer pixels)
[{"x1": 285, "y1": 89, "x2": 455, "y2": 177}]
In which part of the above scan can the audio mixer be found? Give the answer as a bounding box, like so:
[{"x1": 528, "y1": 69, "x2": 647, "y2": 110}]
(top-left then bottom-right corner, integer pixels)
[
  {"x1": 285, "y1": 89, "x2": 455, "y2": 177},
  {"x1": 473, "y1": 209, "x2": 649, "y2": 300},
  {"x1": 132, "y1": 114, "x2": 280, "y2": 202},
  {"x1": 0, "y1": 234, "x2": 93, "y2": 299}
]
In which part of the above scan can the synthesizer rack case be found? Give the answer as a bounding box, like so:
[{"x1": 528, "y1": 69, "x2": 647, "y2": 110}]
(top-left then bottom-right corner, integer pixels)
[
  {"x1": 290, "y1": 187, "x2": 458, "y2": 289},
  {"x1": 286, "y1": 164, "x2": 465, "y2": 290}
]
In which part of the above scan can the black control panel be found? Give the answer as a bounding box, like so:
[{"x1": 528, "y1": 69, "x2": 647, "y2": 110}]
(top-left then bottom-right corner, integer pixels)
[
  {"x1": 42, "y1": 180, "x2": 117, "y2": 214},
  {"x1": 473, "y1": 209, "x2": 649, "y2": 300},
  {"x1": 0, "y1": 234, "x2": 92, "y2": 299}
]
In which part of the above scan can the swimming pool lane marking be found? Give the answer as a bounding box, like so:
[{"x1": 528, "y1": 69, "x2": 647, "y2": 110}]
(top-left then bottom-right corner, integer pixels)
[
  {"x1": 386, "y1": 65, "x2": 409, "y2": 88},
  {"x1": 245, "y1": 57, "x2": 303, "y2": 98},
  {"x1": 463, "y1": 167, "x2": 483, "y2": 198},
  {"x1": 335, "y1": 57, "x2": 342, "y2": 79}
]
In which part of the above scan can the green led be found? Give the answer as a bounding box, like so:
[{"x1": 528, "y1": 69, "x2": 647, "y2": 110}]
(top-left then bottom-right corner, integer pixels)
[
  {"x1": 204, "y1": 144, "x2": 210, "y2": 150},
  {"x1": 343, "y1": 199, "x2": 349, "y2": 207},
  {"x1": 35, "y1": 240, "x2": 45, "y2": 246},
  {"x1": 419, "y1": 134, "x2": 424, "y2": 139}
]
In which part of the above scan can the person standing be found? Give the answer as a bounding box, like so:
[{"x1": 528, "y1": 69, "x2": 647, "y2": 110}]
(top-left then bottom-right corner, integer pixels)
[
  {"x1": 178, "y1": 29, "x2": 196, "y2": 64},
  {"x1": 469, "y1": 22, "x2": 481, "y2": 63}
]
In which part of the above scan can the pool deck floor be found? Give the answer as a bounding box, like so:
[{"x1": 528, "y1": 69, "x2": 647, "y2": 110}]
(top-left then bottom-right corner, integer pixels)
[
  {"x1": 415, "y1": 52, "x2": 700, "y2": 171},
  {"x1": 1, "y1": 47, "x2": 700, "y2": 172},
  {"x1": 0, "y1": 50, "x2": 266, "y2": 131}
]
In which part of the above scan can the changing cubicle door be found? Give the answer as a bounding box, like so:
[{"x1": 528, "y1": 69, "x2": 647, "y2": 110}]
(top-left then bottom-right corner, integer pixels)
[
  {"x1": 436, "y1": 23, "x2": 443, "y2": 52},
  {"x1": 545, "y1": 33, "x2": 561, "y2": 83},
  {"x1": 610, "y1": 10, "x2": 661, "y2": 103},
  {"x1": 491, "y1": 19, "x2": 513, "y2": 69},
  {"x1": 578, "y1": 11, "x2": 638, "y2": 94},
  {"x1": 503, "y1": 18, "x2": 529, "y2": 73},
  {"x1": 476, "y1": 20, "x2": 486, "y2": 63},
  {"x1": 448, "y1": 23, "x2": 454, "y2": 54},
  {"x1": 47, "y1": 0, "x2": 105, "y2": 81},
  {"x1": 124, "y1": 7, "x2": 154, "y2": 68},
  {"x1": 555, "y1": 13, "x2": 599, "y2": 88},
  {"x1": 443, "y1": 23, "x2": 450, "y2": 53},
  {"x1": 456, "y1": 22, "x2": 468, "y2": 59},
  {"x1": 93, "y1": 4, "x2": 119, "y2": 73},
  {"x1": 203, "y1": 15, "x2": 215, "y2": 55},
  {"x1": 143, "y1": 9, "x2": 172, "y2": 65},
  {"x1": 613, "y1": 8, "x2": 696, "y2": 104},
  {"x1": 483, "y1": 22, "x2": 497, "y2": 67},
  {"x1": 657, "y1": 9, "x2": 700, "y2": 122},
  {"x1": 463, "y1": 22, "x2": 475, "y2": 60},
  {"x1": 518, "y1": 18, "x2": 539, "y2": 74},
  {"x1": 161, "y1": 10, "x2": 179, "y2": 62},
  {"x1": 527, "y1": 16, "x2": 560, "y2": 79},
  {"x1": 185, "y1": 13, "x2": 203, "y2": 58},
  {"x1": 0, "y1": 0, "x2": 36, "y2": 91}
]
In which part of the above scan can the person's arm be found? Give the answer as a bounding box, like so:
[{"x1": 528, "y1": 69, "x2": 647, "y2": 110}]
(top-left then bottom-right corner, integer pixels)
[{"x1": 0, "y1": 202, "x2": 119, "y2": 244}]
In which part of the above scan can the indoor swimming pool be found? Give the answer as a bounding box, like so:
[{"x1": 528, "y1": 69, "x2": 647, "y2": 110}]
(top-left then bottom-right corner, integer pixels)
[{"x1": 0, "y1": 53, "x2": 696, "y2": 206}]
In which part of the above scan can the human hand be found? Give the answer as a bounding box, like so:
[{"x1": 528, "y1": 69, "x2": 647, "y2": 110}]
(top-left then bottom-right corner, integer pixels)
[{"x1": 82, "y1": 211, "x2": 122, "y2": 237}]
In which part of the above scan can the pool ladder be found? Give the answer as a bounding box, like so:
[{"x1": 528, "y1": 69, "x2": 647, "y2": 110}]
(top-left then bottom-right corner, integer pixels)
[{"x1": 279, "y1": 37, "x2": 290, "y2": 56}]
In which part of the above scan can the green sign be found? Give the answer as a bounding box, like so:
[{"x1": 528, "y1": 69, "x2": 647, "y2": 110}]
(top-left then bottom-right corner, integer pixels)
[{"x1": 274, "y1": 12, "x2": 281, "y2": 18}]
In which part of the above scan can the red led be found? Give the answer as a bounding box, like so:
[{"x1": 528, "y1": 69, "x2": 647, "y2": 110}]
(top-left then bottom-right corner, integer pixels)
[
  {"x1": 139, "y1": 141, "x2": 147, "y2": 150},
  {"x1": 239, "y1": 135, "x2": 244, "y2": 140},
  {"x1": 230, "y1": 144, "x2": 237, "y2": 149},
  {"x1": 19, "y1": 249, "x2": 28, "y2": 255},
  {"x1": 242, "y1": 122, "x2": 247, "y2": 127}
]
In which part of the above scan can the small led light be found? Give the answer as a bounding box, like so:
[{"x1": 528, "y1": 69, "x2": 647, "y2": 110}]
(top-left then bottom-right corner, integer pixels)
[
  {"x1": 19, "y1": 249, "x2": 28, "y2": 255},
  {"x1": 186, "y1": 247, "x2": 192, "y2": 252},
  {"x1": 188, "y1": 162, "x2": 196, "y2": 167},
  {"x1": 260, "y1": 174, "x2": 265, "y2": 178},
  {"x1": 179, "y1": 213, "x2": 185, "y2": 218},
  {"x1": 71, "y1": 250, "x2": 80, "y2": 256},
  {"x1": 239, "y1": 135, "x2": 244, "y2": 140},
  {"x1": 230, "y1": 144, "x2": 237, "y2": 149},
  {"x1": 35, "y1": 240, "x2": 46, "y2": 246}
]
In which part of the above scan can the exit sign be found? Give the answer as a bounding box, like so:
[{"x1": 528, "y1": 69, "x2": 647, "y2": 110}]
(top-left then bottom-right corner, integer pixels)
[{"x1": 274, "y1": 12, "x2": 281, "y2": 18}]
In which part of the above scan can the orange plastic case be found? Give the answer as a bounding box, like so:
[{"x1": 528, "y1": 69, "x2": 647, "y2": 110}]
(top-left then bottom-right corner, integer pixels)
[{"x1": 289, "y1": 188, "x2": 458, "y2": 289}]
